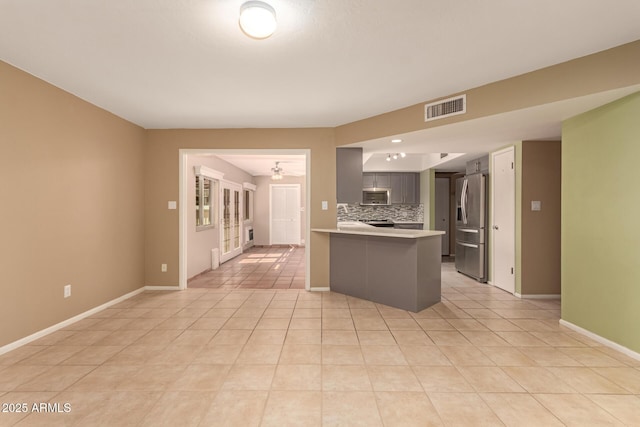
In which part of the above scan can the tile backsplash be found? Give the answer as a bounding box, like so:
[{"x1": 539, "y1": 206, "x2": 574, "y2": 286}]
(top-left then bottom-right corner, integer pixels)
[{"x1": 337, "y1": 204, "x2": 424, "y2": 223}]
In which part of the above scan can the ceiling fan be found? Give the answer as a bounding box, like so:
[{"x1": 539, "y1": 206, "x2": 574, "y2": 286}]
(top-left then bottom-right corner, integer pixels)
[{"x1": 271, "y1": 161, "x2": 284, "y2": 180}]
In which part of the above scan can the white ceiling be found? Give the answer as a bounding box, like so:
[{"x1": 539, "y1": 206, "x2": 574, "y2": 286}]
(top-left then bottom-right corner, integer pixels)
[
  {"x1": 215, "y1": 153, "x2": 306, "y2": 177},
  {"x1": 1, "y1": 1, "x2": 640, "y2": 175},
  {"x1": 356, "y1": 84, "x2": 640, "y2": 172}
]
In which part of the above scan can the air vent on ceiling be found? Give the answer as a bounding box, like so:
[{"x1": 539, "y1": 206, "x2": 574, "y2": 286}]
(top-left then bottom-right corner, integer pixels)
[{"x1": 425, "y1": 94, "x2": 466, "y2": 122}]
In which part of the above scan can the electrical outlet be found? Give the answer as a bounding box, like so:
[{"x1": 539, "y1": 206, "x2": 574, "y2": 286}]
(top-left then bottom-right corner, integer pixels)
[
  {"x1": 531, "y1": 200, "x2": 542, "y2": 211},
  {"x1": 64, "y1": 284, "x2": 71, "y2": 298},
  {"x1": 161, "y1": 264, "x2": 167, "y2": 272}
]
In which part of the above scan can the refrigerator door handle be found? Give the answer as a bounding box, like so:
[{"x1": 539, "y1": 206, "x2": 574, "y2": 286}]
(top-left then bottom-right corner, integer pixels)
[
  {"x1": 459, "y1": 228, "x2": 479, "y2": 233},
  {"x1": 458, "y1": 242, "x2": 479, "y2": 249},
  {"x1": 461, "y1": 179, "x2": 468, "y2": 224}
]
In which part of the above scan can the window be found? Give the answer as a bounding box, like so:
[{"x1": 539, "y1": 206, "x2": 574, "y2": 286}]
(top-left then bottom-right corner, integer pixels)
[
  {"x1": 244, "y1": 189, "x2": 251, "y2": 221},
  {"x1": 196, "y1": 175, "x2": 217, "y2": 229},
  {"x1": 194, "y1": 165, "x2": 224, "y2": 231},
  {"x1": 242, "y1": 182, "x2": 256, "y2": 222}
]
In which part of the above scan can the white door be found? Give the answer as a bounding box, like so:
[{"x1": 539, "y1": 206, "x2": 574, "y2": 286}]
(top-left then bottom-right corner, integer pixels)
[
  {"x1": 492, "y1": 147, "x2": 515, "y2": 294},
  {"x1": 271, "y1": 184, "x2": 301, "y2": 245},
  {"x1": 435, "y1": 177, "x2": 450, "y2": 255},
  {"x1": 220, "y1": 181, "x2": 243, "y2": 263}
]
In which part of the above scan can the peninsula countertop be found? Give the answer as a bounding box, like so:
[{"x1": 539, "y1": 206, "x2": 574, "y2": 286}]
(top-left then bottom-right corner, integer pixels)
[{"x1": 312, "y1": 222, "x2": 445, "y2": 239}]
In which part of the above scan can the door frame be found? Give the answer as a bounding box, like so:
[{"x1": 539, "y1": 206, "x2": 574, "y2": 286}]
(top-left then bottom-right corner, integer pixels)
[
  {"x1": 490, "y1": 145, "x2": 516, "y2": 294},
  {"x1": 269, "y1": 183, "x2": 301, "y2": 246},
  {"x1": 434, "y1": 176, "x2": 450, "y2": 255},
  {"x1": 178, "y1": 148, "x2": 311, "y2": 290}
]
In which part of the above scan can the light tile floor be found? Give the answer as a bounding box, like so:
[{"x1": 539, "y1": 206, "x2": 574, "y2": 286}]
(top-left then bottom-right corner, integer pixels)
[
  {"x1": 188, "y1": 246, "x2": 306, "y2": 290},
  {"x1": 1, "y1": 261, "x2": 639, "y2": 426}
]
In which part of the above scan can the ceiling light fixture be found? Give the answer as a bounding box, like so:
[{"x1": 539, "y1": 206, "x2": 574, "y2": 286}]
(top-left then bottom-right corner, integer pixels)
[
  {"x1": 391, "y1": 139, "x2": 402, "y2": 143},
  {"x1": 385, "y1": 153, "x2": 406, "y2": 161},
  {"x1": 271, "y1": 161, "x2": 284, "y2": 180},
  {"x1": 239, "y1": 1, "x2": 277, "y2": 39}
]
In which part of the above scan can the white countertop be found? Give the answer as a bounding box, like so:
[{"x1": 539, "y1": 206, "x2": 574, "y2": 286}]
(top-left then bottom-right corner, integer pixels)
[{"x1": 312, "y1": 222, "x2": 444, "y2": 239}]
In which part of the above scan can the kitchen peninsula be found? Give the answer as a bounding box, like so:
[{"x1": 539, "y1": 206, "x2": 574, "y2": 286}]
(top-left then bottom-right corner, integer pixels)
[{"x1": 312, "y1": 222, "x2": 444, "y2": 312}]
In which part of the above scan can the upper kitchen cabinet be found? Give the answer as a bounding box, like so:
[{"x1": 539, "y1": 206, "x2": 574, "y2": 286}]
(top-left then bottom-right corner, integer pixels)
[
  {"x1": 466, "y1": 155, "x2": 489, "y2": 174},
  {"x1": 336, "y1": 147, "x2": 363, "y2": 204},
  {"x1": 362, "y1": 172, "x2": 390, "y2": 189},
  {"x1": 390, "y1": 173, "x2": 420, "y2": 204}
]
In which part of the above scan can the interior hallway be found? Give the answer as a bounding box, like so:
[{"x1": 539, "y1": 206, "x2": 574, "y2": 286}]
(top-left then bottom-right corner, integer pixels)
[{"x1": 1, "y1": 263, "x2": 639, "y2": 425}]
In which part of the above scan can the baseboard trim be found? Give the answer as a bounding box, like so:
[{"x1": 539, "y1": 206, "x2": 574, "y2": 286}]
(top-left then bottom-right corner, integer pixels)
[
  {"x1": 310, "y1": 287, "x2": 330, "y2": 292},
  {"x1": 515, "y1": 293, "x2": 561, "y2": 299},
  {"x1": 0, "y1": 287, "x2": 146, "y2": 356},
  {"x1": 144, "y1": 285, "x2": 181, "y2": 291},
  {"x1": 559, "y1": 319, "x2": 640, "y2": 362}
]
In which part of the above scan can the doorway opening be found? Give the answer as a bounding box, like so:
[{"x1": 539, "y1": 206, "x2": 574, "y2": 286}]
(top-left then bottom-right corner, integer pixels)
[{"x1": 179, "y1": 149, "x2": 311, "y2": 291}]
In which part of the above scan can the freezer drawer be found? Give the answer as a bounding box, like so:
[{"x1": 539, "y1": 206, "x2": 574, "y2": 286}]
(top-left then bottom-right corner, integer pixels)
[
  {"x1": 455, "y1": 227, "x2": 485, "y2": 244},
  {"x1": 455, "y1": 241, "x2": 486, "y2": 282}
]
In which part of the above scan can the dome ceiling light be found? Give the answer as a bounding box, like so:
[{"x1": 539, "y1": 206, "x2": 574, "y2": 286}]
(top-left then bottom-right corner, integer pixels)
[{"x1": 239, "y1": 1, "x2": 277, "y2": 39}]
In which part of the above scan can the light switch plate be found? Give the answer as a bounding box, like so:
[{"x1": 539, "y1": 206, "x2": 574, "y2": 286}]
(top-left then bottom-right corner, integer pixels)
[
  {"x1": 168, "y1": 201, "x2": 177, "y2": 210},
  {"x1": 531, "y1": 200, "x2": 541, "y2": 211},
  {"x1": 321, "y1": 201, "x2": 328, "y2": 210}
]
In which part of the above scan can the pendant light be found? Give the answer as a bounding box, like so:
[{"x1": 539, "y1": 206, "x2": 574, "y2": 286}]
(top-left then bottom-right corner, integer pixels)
[{"x1": 239, "y1": 1, "x2": 277, "y2": 39}]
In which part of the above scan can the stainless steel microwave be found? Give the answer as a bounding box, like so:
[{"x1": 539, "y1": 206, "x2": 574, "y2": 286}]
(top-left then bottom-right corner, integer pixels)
[{"x1": 362, "y1": 188, "x2": 391, "y2": 205}]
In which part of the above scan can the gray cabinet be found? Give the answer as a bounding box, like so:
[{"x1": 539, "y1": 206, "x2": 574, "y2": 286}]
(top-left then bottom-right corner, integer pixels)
[
  {"x1": 329, "y1": 232, "x2": 442, "y2": 312},
  {"x1": 405, "y1": 175, "x2": 418, "y2": 203},
  {"x1": 390, "y1": 173, "x2": 420, "y2": 204},
  {"x1": 364, "y1": 172, "x2": 420, "y2": 204},
  {"x1": 336, "y1": 148, "x2": 363, "y2": 204},
  {"x1": 363, "y1": 172, "x2": 390, "y2": 188},
  {"x1": 466, "y1": 155, "x2": 489, "y2": 174},
  {"x1": 362, "y1": 173, "x2": 374, "y2": 188}
]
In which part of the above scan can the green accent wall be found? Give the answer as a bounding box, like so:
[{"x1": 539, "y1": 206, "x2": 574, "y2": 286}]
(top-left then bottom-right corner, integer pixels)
[{"x1": 562, "y1": 92, "x2": 640, "y2": 353}]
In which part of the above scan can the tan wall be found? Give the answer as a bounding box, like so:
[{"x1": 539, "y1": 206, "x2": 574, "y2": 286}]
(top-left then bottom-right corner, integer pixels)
[
  {"x1": 521, "y1": 141, "x2": 561, "y2": 295},
  {"x1": 144, "y1": 129, "x2": 335, "y2": 289},
  {"x1": 334, "y1": 40, "x2": 640, "y2": 145},
  {"x1": 0, "y1": 61, "x2": 146, "y2": 347},
  {"x1": 253, "y1": 175, "x2": 306, "y2": 247},
  {"x1": 3, "y1": 40, "x2": 639, "y2": 348},
  {"x1": 435, "y1": 172, "x2": 464, "y2": 254}
]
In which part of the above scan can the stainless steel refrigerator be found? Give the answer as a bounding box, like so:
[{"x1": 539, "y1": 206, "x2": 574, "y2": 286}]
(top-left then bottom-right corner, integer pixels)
[{"x1": 455, "y1": 173, "x2": 487, "y2": 282}]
